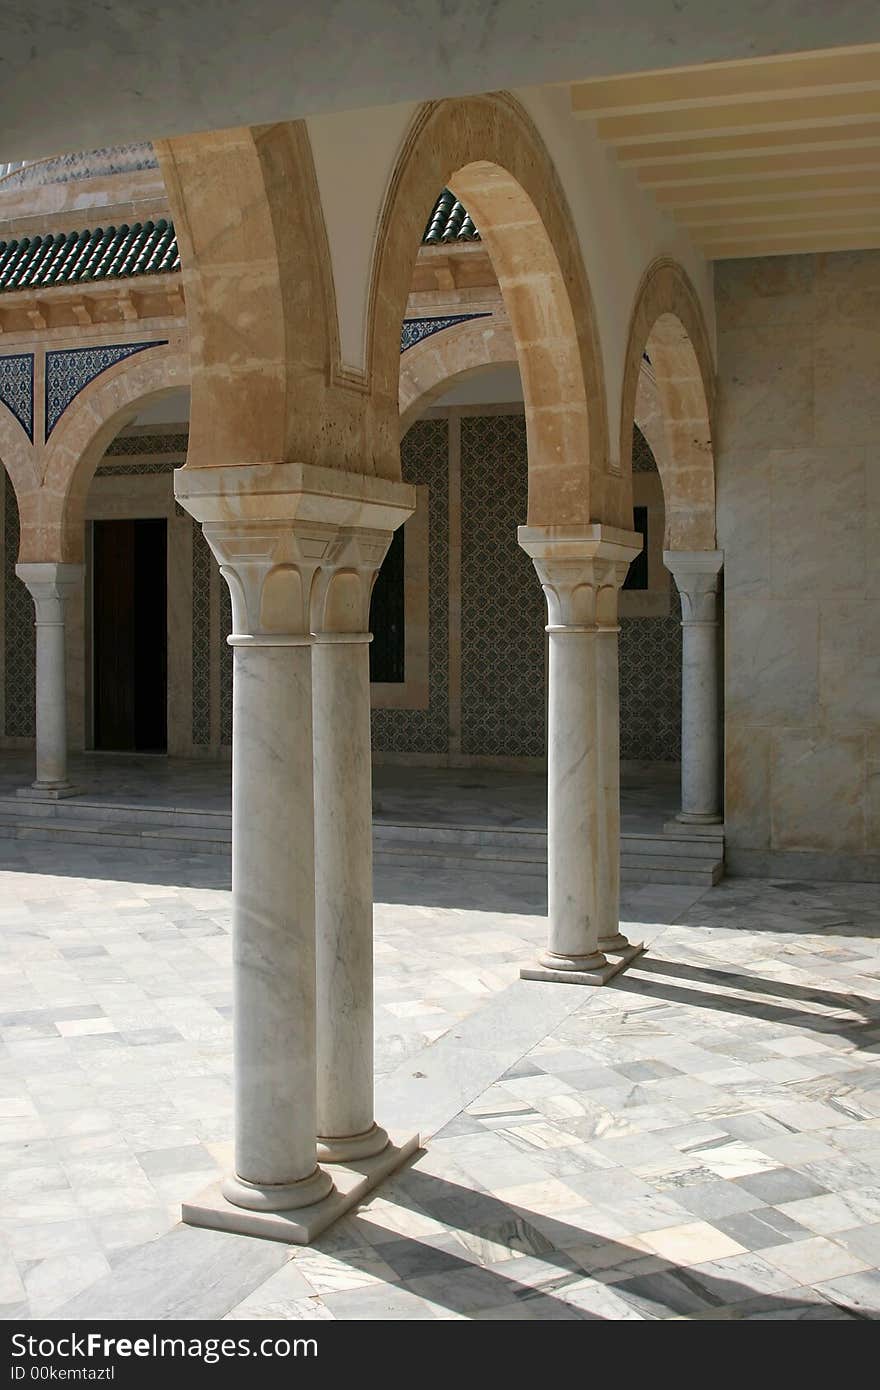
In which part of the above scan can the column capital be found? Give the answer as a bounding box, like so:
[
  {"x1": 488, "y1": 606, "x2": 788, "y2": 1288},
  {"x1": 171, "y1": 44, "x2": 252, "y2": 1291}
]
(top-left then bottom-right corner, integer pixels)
[
  {"x1": 518, "y1": 524, "x2": 643, "y2": 628},
  {"x1": 15, "y1": 562, "x2": 84, "y2": 622},
  {"x1": 174, "y1": 462, "x2": 414, "y2": 644},
  {"x1": 664, "y1": 549, "x2": 724, "y2": 625}
]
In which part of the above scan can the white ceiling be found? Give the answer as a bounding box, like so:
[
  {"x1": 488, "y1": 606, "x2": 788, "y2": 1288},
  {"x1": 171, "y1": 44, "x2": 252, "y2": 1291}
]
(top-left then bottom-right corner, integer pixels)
[
  {"x1": 573, "y1": 44, "x2": 880, "y2": 257},
  {"x1": 3, "y1": 4, "x2": 880, "y2": 163}
]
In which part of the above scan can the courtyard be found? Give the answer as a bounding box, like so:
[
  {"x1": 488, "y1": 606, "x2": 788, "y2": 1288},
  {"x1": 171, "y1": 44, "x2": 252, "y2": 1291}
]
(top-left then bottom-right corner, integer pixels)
[{"x1": 1, "y1": 835, "x2": 878, "y2": 1321}]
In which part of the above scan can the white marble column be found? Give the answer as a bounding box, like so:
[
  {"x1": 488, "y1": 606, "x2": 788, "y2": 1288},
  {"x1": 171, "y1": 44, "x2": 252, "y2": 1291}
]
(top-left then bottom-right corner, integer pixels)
[
  {"x1": 16, "y1": 562, "x2": 83, "y2": 799},
  {"x1": 311, "y1": 524, "x2": 409, "y2": 1163},
  {"x1": 518, "y1": 526, "x2": 644, "y2": 986},
  {"x1": 174, "y1": 462, "x2": 418, "y2": 1244},
  {"x1": 664, "y1": 550, "x2": 724, "y2": 825},
  {"x1": 594, "y1": 558, "x2": 640, "y2": 955}
]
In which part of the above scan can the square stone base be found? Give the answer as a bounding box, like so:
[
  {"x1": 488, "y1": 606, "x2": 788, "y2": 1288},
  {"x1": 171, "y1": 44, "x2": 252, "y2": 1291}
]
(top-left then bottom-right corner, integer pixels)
[
  {"x1": 181, "y1": 1132, "x2": 420, "y2": 1245},
  {"x1": 521, "y1": 942, "x2": 645, "y2": 986},
  {"x1": 17, "y1": 783, "x2": 80, "y2": 801}
]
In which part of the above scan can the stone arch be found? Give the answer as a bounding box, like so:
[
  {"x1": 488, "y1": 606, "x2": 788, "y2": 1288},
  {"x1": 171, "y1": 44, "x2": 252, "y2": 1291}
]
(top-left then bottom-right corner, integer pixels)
[
  {"x1": 633, "y1": 358, "x2": 671, "y2": 482},
  {"x1": 620, "y1": 258, "x2": 716, "y2": 551},
  {"x1": 398, "y1": 313, "x2": 517, "y2": 434},
  {"x1": 156, "y1": 123, "x2": 396, "y2": 478},
  {"x1": 19, "y1": 341, "x2": 189, "y2": 563},
  {"x1": 370, "y1": 94, "x2": 617, "y2": 528},
  {"x1": 0, "y1": 406, "x2": 38, "y2": 502}
]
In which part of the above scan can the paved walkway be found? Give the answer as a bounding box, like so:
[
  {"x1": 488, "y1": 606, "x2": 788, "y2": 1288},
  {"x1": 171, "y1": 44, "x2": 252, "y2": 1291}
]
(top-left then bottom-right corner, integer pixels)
[{"x1": 0, "y1": 837, "x2": 878, "y2": 1320}]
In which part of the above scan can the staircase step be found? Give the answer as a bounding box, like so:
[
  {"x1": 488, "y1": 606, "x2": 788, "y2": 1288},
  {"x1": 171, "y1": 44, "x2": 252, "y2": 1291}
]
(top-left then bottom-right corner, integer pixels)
[{"x1": 0, "y1": 802, "x2": 723, "y2": 884}]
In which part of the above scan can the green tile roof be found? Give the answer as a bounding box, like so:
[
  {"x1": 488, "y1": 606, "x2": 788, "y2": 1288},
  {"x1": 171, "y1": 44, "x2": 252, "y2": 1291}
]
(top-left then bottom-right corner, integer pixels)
[
  {"x1": 0, "y1": 190, "x2": 478, "y2": 295},
  {"x1": 0, "y1": 218, "x2": 179, "y2": 292},
  {"x1": 422, "y1": 189, "x2": 480, "y2": 244}
]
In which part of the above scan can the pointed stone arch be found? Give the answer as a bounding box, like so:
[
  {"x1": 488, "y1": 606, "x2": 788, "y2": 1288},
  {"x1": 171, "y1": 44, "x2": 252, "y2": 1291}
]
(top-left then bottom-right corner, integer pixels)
[
  {"x1": 620, "y1": 258, "x2": 716, "y2": 552},
  {"x1": 370, "y1": 93, "x2": 618, "y2": 527}
]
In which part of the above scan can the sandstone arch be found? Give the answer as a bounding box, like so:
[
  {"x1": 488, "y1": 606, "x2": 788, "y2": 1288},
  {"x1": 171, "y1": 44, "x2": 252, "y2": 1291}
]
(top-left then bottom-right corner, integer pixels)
[
  {"x1": 371, "y1": 94, "x2": 618, "y2": 527},
  {"x1": 620, "y1": 259, "x2": 715, "y2": 551}
]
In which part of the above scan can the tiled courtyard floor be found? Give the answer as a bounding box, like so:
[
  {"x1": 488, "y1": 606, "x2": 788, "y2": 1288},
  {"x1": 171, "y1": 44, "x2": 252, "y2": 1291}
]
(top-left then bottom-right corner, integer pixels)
[{"x1": 1, "y1": 838, "x2": 879, "y2": 1320}]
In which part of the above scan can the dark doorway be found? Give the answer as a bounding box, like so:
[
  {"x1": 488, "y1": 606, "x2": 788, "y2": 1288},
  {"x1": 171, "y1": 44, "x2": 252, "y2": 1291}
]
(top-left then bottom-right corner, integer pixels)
[
  {"x1": 93, "y1": 519, "x2": 167, "y2": 752},
  {"x1": 369, "y1": 525, "x2": 405, "y2": 684}
]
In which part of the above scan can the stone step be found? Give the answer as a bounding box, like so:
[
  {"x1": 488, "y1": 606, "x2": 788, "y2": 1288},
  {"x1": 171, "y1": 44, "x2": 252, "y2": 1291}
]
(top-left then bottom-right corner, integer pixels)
[
  {"x1": 0, "y1": 816, "x2": 232, "y2": 856},
  {"x1": 0, "y1": 806, "x2": 723, "y2": 884},
  {"x1": 0, "y1": 795, "x2": 229, "y2": 830}
]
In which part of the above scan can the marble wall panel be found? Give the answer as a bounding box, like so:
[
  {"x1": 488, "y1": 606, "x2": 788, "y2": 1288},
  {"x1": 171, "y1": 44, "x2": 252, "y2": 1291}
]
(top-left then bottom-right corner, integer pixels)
[
  {"x1": 771, "y1": 730, "x2": 865, "y2": 854},
  {"x1": 726, "y1": 599, "x2": 819, "y2": 727},
  {"x1": 718, "y1": 250, "x2": 880, "y2": 872}
]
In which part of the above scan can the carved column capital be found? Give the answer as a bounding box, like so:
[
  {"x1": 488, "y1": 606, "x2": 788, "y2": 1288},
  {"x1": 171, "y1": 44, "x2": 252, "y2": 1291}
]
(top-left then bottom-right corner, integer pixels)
[
  {"x1": 310, "y1": 527, "x2": 397, "y2": 641},
  {"x1": 16, "y1": 562, "x2": 84, "y2": 625},
  {"x1": 518, "y1": 525, "x2": 643, "y2": 630},
  {"x1": 664, "y1": 549, "x2": 724, "y2": 625},
  {"x1": 174, "y1": 462, "x2": 414, "y2": 645}
]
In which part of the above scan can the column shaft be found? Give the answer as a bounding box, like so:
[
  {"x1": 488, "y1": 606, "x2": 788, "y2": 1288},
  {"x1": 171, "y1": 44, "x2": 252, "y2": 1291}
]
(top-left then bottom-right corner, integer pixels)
[
  {"x1": 595, "y1": 623, "x2": 629, "y2": 953},
  {"x1": 680, "y1": 619, "x2": 720, "y2": 820},
  {"x1": 313, "y1": 635, "x2": 388, "y2": 1161},
  {"x1": 519, "y1": 526, "x2": 643, "y2": 985},
  {"x1": 664, "y1": 550, "x2": 724, "y2": 826},
  {"x1": 225, "y1": 638, "x2": 332, "y2": 1207},
  {"x1": 16, "y1": 563, "x2": 82, "y2": 797},
  {"x1": 545, "y1": 626, "x2": 604, "y2": 969}
]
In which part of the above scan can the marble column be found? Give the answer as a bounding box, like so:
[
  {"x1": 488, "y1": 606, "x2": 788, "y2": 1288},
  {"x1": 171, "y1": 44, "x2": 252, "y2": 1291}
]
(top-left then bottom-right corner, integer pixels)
[
  {"x1": 518, "y1": 526, "x2": 644, "y2": 986},
  {"x1": 16, "y1": 562, "x2": 83, "y2": 799},
  {"x1": 174, "y1": 462, "x2": 418, "y2": 1244},
  {"x1": 664, "y1": 550, "x2": 724, "y2": 826},
  {"x1": 311, "y1": 524, "x2": 409, "y2": 1163},
  {"x1": 594, "y1": 557, "x2": 640, "y2": 956}
]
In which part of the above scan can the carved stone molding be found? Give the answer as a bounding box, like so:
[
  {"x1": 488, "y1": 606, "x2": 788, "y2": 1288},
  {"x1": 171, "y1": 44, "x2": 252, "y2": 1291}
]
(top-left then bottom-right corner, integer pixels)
[
  {"x1": 518, "y1": 524, "x2": 644, "y2": 630},
  {"x1": 664, "y1": 549, "x2": 723, "y2": 625}
]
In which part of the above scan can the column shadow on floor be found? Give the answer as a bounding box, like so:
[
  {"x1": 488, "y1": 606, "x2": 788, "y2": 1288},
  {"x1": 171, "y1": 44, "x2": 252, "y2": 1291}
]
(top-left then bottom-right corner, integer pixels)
[
  {"x1": 312, "y1": 1167, "x2": 864, "y2": 1320},
  {"x1": 607, "y1": 958, "x2": 879, "y2": 1048},
  {"x1": 633, "y1": 954, "x2": 877, "y2": 1017}
]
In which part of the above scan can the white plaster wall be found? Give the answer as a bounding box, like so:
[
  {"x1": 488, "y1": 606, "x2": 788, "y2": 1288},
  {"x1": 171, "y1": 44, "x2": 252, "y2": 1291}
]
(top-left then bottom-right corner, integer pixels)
[
  {"x1": 716, "y1": 251, "x2": 880, "y2": 879},
  {"x1": 307, "y1": 103, "x2": 417, "y2": 373},
  {"x1": 516, "y1": 83, "x2": 715, "y2": 463}
]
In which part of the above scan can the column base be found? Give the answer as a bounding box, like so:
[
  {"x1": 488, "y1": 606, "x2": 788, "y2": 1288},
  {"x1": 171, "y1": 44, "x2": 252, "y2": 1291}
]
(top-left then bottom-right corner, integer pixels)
[
  {"x1": 599, "y1": 931, "x2": 639, "y2": 954},
  {"x1": 317, "y1": 1122, "x2": 390, "y2": 1164},
  {"x1": 521, "y1": 942, "x2": 644, "y2": 987},
  {"x1": 221, "y1": 1164, "x2": 335, "y2": 1213},
  {"x1": 664, "y1": 816, "x2": 724, "y2": 839},
  {"x1": 17, "y1": 782, "x2": 80, "y2": 801},
  {"x1": 182, "y1": 1132, "x2": 420, "y2": 1245}
]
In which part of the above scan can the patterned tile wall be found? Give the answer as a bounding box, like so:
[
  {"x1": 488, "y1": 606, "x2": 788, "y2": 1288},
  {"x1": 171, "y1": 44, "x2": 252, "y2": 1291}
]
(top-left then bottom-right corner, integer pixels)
[
  {"x1": 45, "y1": 343, "x2": 166, "y2": 439},
  {"x1": 371, "y1": 418, "x2": 449, "y2": 754},
  {"x1": 633, "y1": 424, "x2": 657, "y2": 472},
  {"x1": 619, "y1": 615, "x2": 681, "y2": 762},
  {"x1": 105, "y1": 433, "x2": 188, "y2": 457},
  {"x1": 0, "y1": 353, "x2": 34, "y2": 441},
  {"x1": 95, "y1": 460, "x2": 177, "y2": 477},
  {"x1": 191, "y1": 523, "x2": 212, "y2": 747},
  {"x1": 3, "y1": 473, "x2": 34, "y2": 737},
  {"x1": 460, "y1": 414, "x2": 546, "y2": 757}
]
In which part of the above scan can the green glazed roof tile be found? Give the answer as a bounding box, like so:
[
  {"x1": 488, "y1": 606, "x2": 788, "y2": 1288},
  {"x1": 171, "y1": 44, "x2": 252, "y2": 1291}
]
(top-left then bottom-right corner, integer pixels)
[
  {"x1": 0, "y1": 189, "x2": 478, "y2": 294},
  {"x1": 0, "y1": 218, "x2": 181, "y2": 292},
  {"x1": 422, "y1": 188, "x2": 480, "y2": 244}
]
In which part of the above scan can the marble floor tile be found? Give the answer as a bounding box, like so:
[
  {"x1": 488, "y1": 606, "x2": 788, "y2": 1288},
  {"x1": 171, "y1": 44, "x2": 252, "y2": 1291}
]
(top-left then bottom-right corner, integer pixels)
[{"x1": 0, "y1": 823, "x2": 878, "y2": 1322}]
